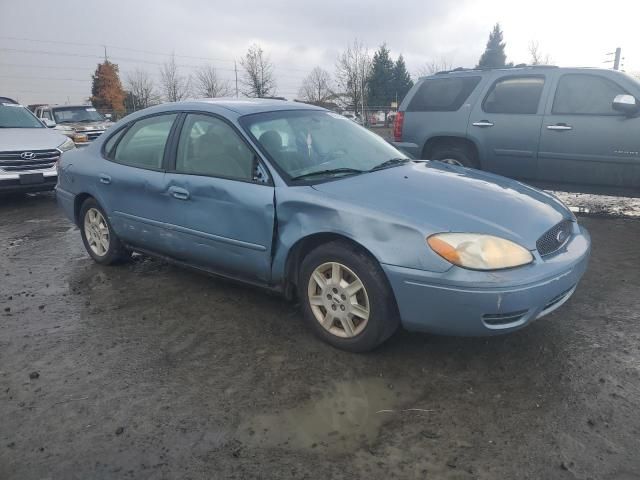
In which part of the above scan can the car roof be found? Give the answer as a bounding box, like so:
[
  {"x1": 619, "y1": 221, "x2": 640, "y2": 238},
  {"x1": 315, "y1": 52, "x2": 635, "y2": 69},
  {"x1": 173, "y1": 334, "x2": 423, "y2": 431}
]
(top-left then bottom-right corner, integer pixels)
[
  {"x1": 0, "y1": 96, "x2": 18, "y2": 104},
  {"x1": 422, "y1": 65, "x2": 619, "y2": 80},
  {"x1": 172, "y1": 98, "x2": 325, "y2": 115}
]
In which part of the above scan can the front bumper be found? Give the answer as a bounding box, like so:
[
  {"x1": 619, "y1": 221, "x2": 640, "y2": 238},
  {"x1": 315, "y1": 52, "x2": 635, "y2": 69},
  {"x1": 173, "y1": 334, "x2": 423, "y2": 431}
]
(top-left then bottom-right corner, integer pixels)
[
  {"x1": 0, "y1": 169, "x2": 57, "y2": 194},
  {"x1": 382, "y1": 224, "x2": 591, "y2": 336}
]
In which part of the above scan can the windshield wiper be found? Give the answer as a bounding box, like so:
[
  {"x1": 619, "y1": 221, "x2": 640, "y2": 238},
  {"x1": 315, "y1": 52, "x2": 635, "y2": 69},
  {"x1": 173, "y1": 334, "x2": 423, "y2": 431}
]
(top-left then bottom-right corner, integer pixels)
[
  {"x1": 291, "y1": 167, "x2": 365, "y2": 181},
  {"x1": 369, "y1": 157, "x2": 411, "y2": 172}
]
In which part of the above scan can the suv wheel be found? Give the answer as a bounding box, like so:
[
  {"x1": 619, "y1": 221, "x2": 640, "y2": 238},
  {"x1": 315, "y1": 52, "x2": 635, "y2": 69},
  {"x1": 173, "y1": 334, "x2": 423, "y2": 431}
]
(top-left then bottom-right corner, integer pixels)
[
  {"x1": 298, "y1": 241, "x2": 399, "y2": 352},
  {"x1": 79, "y1": 198, "x2": 130, "y2": 265},
  {"x1": 431, "y1": 144, "x2": 478, "y2": 169}
]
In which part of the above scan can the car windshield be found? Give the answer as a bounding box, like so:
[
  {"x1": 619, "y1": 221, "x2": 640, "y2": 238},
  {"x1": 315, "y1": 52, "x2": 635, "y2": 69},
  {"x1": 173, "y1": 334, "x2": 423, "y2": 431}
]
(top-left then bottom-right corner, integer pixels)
[
  {"x1": 52, "y1": 106, "x2": 105, "y2": 123},
  {"x1": 0, "y1": 103, "x2": 44, "y2": 128},
  {"x1": 241, "y1": 110, "x2": 408, "y2": 181}
]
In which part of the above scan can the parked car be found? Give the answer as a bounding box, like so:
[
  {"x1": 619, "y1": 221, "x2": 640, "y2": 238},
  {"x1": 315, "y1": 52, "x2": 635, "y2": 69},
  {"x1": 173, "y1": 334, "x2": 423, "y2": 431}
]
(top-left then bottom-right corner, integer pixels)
[
  {"x1": 33, "y1": 104, "x2": 112, "y2": 147},
  {"x1": 0, "y1": 100, "x2": 75, "y2": 194},
  {"x1": 394, "y1": 66, "x2": 640, "y2": 193},
  {"x1": 56, "y1": 99, "x2": 590, "y2": 352}
]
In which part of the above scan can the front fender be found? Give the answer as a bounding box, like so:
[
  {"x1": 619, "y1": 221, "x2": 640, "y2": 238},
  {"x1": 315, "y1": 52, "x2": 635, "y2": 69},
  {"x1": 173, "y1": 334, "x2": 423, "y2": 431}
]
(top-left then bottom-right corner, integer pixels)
[{"x1": 270, "y1": 186, "x2": 452, "y2": 286}]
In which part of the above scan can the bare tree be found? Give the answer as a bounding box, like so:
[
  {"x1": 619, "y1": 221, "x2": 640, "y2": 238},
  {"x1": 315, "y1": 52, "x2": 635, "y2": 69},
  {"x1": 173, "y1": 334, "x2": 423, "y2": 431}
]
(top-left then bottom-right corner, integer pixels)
[
  {"x1": 335, "y1": 39, "x2": 371, "y2": 115},
  {"x1": 240, "y1": 44, "x2": 276, "y2": 97},
  {"x1": 417, "y1": 57, "x2": 454, "y2": 77},
  {"x1": 528, "y1": 41, "x2": 553, "y2": 65},
  {"x1": 159, "y1": 54, "x2": 191, "y2": 102},
  {"x1": 126, "y1": 68, "x2": 160, "y2": 110},
  {"x1": 194, "y1": 65, "x2": 232, "y2": 98},
  {"x1": 298, "y1": 67, "x2": 334, "y2": 104}
]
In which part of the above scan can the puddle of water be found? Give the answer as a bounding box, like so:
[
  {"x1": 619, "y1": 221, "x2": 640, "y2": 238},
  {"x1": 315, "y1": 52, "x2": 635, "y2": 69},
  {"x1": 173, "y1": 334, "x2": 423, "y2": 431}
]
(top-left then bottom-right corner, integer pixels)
[{"x1": 237, "y1": 377, "x2": 424, "y2": 452}]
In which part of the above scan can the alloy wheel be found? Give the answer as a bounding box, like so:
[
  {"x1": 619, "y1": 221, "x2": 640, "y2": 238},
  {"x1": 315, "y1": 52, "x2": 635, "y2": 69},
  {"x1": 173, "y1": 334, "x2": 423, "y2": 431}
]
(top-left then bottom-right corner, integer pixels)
[
  {"x1": 84, "y1": 208, "x2": 110, "y2": 257},
  {"x1": 439, "y1": 158, "x2": 464, "y2": 167},
  {"x1": 307, "y1": 262, "x2": 370, "y2": 338}
]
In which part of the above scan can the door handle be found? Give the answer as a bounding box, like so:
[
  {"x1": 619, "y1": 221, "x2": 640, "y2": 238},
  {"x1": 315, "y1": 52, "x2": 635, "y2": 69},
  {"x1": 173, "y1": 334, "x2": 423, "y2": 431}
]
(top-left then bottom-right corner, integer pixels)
[
  {"x1": 472, "y1": 120, "x2": 494, "y2": 127},
  {"x1": 547, "y1": 124, "x2": 573, "y2": 131},
  {"x1": 169, "y1": 186, "x2": 190, "y2": 201},
  {"x1": 99, "y1": 174, "x2": 111, "y2": 185}
]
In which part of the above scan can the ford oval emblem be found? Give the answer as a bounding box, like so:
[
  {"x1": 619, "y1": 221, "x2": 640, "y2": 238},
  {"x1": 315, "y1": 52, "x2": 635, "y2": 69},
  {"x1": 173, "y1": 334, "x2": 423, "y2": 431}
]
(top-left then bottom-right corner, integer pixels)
[{"x1": 556, "y1": 230, "x2": 568, "y2": 244}]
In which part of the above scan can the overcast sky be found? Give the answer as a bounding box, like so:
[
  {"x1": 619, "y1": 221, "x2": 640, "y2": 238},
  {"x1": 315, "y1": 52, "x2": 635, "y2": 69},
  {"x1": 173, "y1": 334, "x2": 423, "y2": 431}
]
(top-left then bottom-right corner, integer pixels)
[{"x1": 1, "y1": 0, "x2": 639, "y2": 105}]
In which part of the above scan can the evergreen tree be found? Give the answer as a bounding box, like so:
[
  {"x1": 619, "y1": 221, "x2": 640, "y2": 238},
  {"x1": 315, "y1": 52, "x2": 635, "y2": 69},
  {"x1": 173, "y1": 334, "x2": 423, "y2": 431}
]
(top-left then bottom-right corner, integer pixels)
[
  {"x1": 90, "y1": 60, "x2": 126, "y2": 115},
  {"x1": 392, "y1": 55, "x2": 413, "y2": 104},
  {"x1": 367, "y1": 43, "x2": 395, "y2": 108},
  {"x1": 477, "y1": 23, "x2": 507, "y2": 68}
]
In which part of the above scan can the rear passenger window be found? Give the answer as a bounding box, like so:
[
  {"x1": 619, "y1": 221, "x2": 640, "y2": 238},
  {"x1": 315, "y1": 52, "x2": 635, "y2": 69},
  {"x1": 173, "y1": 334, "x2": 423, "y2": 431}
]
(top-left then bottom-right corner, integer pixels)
[
  {"x1": 483, "y1": 76, "x2": 545, "y2": 114},
  {"x1": 552, "y1": 74, "x2": 627, "y2": 115},
  {"x1": 407, "y1": 76, "x2": 481, "y2": 112},
  {"x1": 112, "y1": 114, "x2": 177, "y2": 169}
]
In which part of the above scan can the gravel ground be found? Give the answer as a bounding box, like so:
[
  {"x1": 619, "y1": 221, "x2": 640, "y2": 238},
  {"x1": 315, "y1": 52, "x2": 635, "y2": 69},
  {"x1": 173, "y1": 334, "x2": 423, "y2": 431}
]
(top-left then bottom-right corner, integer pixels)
[{"x1": 1, "y1": 192, "x2": 640, "y2": 480}]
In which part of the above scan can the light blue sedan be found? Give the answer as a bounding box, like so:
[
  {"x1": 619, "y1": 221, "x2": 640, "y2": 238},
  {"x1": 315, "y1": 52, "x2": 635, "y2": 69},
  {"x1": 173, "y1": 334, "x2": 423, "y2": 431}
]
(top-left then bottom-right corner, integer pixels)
[{"x1": 56, "y1": 99, "x2": 591, "y2": 352}]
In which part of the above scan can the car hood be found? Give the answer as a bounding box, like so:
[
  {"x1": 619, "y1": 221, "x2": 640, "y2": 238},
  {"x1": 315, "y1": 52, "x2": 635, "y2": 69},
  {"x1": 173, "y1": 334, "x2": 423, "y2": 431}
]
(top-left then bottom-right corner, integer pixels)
[
  {"x1": 0, "y1": 128, "x2": 70, "y2": 151},
  {"x1": 55, "y1": 121, "x2": 110, "y2": 132},
  {"x1": 311, "y1": 162, "x2": 571, "y2": 250}
]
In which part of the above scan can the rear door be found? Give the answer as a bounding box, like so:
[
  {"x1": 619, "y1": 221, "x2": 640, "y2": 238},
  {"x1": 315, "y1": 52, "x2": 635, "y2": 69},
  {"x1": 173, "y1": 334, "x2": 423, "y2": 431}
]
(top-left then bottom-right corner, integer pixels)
[
  {"x1": 538, "y1": 72, "x2": 640, "y2": 188},
  {"x1": 97, "y1": 113, "x2": 178, "y2": 254},
  {"x1": 467, "y1": 73, "x2": 549, "y2": 180},
  {"x1": 161, "y1": 112, "x2": 275, "y2": 284}
]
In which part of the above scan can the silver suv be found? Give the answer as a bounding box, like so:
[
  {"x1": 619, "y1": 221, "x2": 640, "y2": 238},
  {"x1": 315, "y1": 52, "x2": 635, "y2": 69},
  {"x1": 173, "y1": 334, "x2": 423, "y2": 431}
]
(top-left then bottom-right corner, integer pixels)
[
  {"x1": 395, "y1": 66, "x2": 640, "y2": 193},
  {"x1": 0, "y1": 99, "x2": 75, "y2": 194},
  {"x1": 33, "y1": 104, "x2": 112, "y2": 147}
]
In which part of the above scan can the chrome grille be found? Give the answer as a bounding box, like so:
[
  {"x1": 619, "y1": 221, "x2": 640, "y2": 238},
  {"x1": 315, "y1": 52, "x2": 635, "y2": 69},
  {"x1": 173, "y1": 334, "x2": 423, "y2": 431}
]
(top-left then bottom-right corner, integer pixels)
[
  {"x1": 536, "y1": 220, "x2": 573, "y2": 257},
  {"x1": 0, "y1": 149, "x2": 60, "y2": 172}
]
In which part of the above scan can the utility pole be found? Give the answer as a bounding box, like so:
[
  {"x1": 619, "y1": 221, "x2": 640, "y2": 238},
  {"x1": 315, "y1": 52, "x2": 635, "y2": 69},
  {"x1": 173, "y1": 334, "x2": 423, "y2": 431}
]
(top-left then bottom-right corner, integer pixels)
[
  {"x1": 613, "y1": 47, "x2": 622, "y2": 71},
  {"x1": 234, "y1": 60, "x2": 239, "y2": 98},
  {"x1": 103, "y1": 45, "x2": 108, "y2": 62}
]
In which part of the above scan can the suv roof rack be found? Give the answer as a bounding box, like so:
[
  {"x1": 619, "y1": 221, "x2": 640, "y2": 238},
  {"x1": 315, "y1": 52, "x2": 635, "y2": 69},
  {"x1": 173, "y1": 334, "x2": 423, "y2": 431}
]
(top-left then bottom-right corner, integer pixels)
[{"x1": 434, "y1": 64, "x2": 558, "y2": 75}]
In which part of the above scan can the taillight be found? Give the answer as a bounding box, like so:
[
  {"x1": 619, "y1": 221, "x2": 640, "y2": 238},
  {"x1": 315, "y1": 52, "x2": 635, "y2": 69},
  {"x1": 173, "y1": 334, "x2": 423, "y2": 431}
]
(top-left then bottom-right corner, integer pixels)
[{"x1": 393, "y1": 111, "x2": 404, "y2": 142}]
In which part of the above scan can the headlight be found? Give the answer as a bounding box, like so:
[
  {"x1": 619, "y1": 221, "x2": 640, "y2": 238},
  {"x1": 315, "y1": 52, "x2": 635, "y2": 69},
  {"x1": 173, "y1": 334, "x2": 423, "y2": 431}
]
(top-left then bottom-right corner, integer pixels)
[
  {"x1": 71, "y1": 133, "x2": 89, "y2": 143},
  {"x1": 427, "y1": 233, "x2": 533, "y2": 270},
  {"x1": 58, "y1": 137, "x2": 76, "y2": 152}
]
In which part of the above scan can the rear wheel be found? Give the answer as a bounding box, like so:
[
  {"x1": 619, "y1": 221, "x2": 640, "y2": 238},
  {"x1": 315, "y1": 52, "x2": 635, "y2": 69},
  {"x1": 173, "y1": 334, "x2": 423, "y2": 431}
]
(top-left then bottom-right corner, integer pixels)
[
  {"x1": 298, "y1": 241, "x2": 399, "y2": 352},
  {"x1": 79, "y1": 198, "x2": 130, "y2": 265},
  {"x1": 430, "y1": 144, "x2": 478, "y2": 169}
]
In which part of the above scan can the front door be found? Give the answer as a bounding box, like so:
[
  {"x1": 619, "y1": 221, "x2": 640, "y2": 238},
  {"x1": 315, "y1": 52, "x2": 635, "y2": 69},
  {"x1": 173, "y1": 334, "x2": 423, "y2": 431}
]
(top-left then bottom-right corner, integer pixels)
[
  {"x1": 162, "y1": 112, "x2": 275, "y2": 284},
  {"x1": 467, "y1": 74, "x2": 548, "y2": 180},
  {"x1": 538, "y1": 72, "x2": 640, "y2": 188}
]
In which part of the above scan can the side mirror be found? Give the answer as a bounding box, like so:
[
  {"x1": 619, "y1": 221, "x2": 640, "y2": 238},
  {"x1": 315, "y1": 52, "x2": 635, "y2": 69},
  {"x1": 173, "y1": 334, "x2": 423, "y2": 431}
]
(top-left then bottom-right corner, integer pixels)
[
  {"x1": 42, "y1": 118, "x2": 56, "y2": 128},
  {"x1": 612, "y1": 94, "x2": 639, "y2": 116}
]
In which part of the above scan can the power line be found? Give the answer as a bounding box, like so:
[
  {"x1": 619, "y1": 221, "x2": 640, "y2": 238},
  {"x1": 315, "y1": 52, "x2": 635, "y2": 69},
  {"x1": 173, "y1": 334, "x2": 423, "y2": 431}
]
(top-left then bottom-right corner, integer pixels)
[{"x1": 0, "y1": 36, "x2": 314, "y2": 73}]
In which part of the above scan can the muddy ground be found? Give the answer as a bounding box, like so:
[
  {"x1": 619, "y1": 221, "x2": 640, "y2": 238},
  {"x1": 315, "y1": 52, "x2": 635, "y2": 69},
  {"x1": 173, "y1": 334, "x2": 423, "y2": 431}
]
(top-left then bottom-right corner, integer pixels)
[{"x1": 1, "y1": 192, "x2": 639, "y2": 480}]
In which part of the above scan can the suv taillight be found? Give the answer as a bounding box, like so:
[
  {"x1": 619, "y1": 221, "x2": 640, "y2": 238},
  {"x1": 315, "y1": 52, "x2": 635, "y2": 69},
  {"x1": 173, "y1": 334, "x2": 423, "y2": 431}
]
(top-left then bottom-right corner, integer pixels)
[{"x1": 393, "y1": 111, "x2": 404, "y2": 142}]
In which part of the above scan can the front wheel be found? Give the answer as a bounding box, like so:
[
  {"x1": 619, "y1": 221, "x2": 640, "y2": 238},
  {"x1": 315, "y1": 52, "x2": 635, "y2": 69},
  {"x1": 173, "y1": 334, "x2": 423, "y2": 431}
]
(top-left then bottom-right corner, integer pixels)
[
  {"x1": 298, "y1": 241, "x2": 399, "y2": 352},
  {"x1": 79, "y1": 198, "x2": 130, "y2": 265}
]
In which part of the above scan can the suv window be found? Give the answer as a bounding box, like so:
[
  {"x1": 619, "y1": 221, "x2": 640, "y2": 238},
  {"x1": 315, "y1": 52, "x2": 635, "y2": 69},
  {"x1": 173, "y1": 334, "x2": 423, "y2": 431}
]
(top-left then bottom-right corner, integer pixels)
[
  {"x1": 176, "y1": 114, "x2": 255, "y2": 181},
  {"x1": 112, "y1": 114, "x2": 176, "y2": 169},
  {"x1": 483, "y1": 76, "x2": 545, "y2": 114},
  {"x1": 552, "y1": 74, "x2": 627, "y2": 115},
  {"x1": 407, "y1": 76, "x2": 481, "y2": 112}
]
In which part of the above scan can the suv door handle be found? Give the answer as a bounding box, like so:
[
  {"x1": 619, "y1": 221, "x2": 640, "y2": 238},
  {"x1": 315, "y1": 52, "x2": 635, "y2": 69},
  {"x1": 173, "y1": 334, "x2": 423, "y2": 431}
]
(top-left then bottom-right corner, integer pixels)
[
  {"x1": 547, "y1": 123, "x2": 573, "y2": 131},
  {"x1": 472, "y1": 120, "x2": 494, "y2": 127},
  {"x1": 169, "y1": 186, "x2": 190, "y2": 201},
  {"x1": 99, "y1": 174, "x2": 111, "y2": 185}
]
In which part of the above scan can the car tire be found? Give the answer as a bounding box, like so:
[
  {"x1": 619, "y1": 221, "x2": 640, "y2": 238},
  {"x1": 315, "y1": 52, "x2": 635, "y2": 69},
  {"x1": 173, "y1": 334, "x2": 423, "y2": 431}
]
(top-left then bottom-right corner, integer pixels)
[
  {"x1": 430, "y1": 144, "x2": 479, "y2": 169},
  {"x1": 298, "y1": 240, "x2": 399, "y2": 352},
  {"x1": 79, "y1": 198, "x2": 130, "y2": 265}
]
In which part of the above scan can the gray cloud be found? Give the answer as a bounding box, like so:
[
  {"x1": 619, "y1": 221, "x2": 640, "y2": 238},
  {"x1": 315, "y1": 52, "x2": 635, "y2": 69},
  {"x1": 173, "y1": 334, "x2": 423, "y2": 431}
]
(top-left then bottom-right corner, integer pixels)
[{"x1": 1, "y1": 0, "x2": 637, "y2": 105}]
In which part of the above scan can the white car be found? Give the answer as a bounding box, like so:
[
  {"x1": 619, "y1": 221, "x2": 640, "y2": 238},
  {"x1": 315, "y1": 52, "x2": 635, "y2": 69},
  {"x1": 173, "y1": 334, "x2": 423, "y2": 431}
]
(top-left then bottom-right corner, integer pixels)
[{"x1": 0, "y1": 99, "x2": 75, "y2": 194}]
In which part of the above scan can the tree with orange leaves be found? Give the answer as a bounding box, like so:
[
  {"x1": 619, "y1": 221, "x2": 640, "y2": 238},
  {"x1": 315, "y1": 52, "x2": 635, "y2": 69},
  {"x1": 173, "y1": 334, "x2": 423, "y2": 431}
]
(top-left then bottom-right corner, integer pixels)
[{"x1": 90, "y1": 61, "x2": 126, "y2": 115}]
